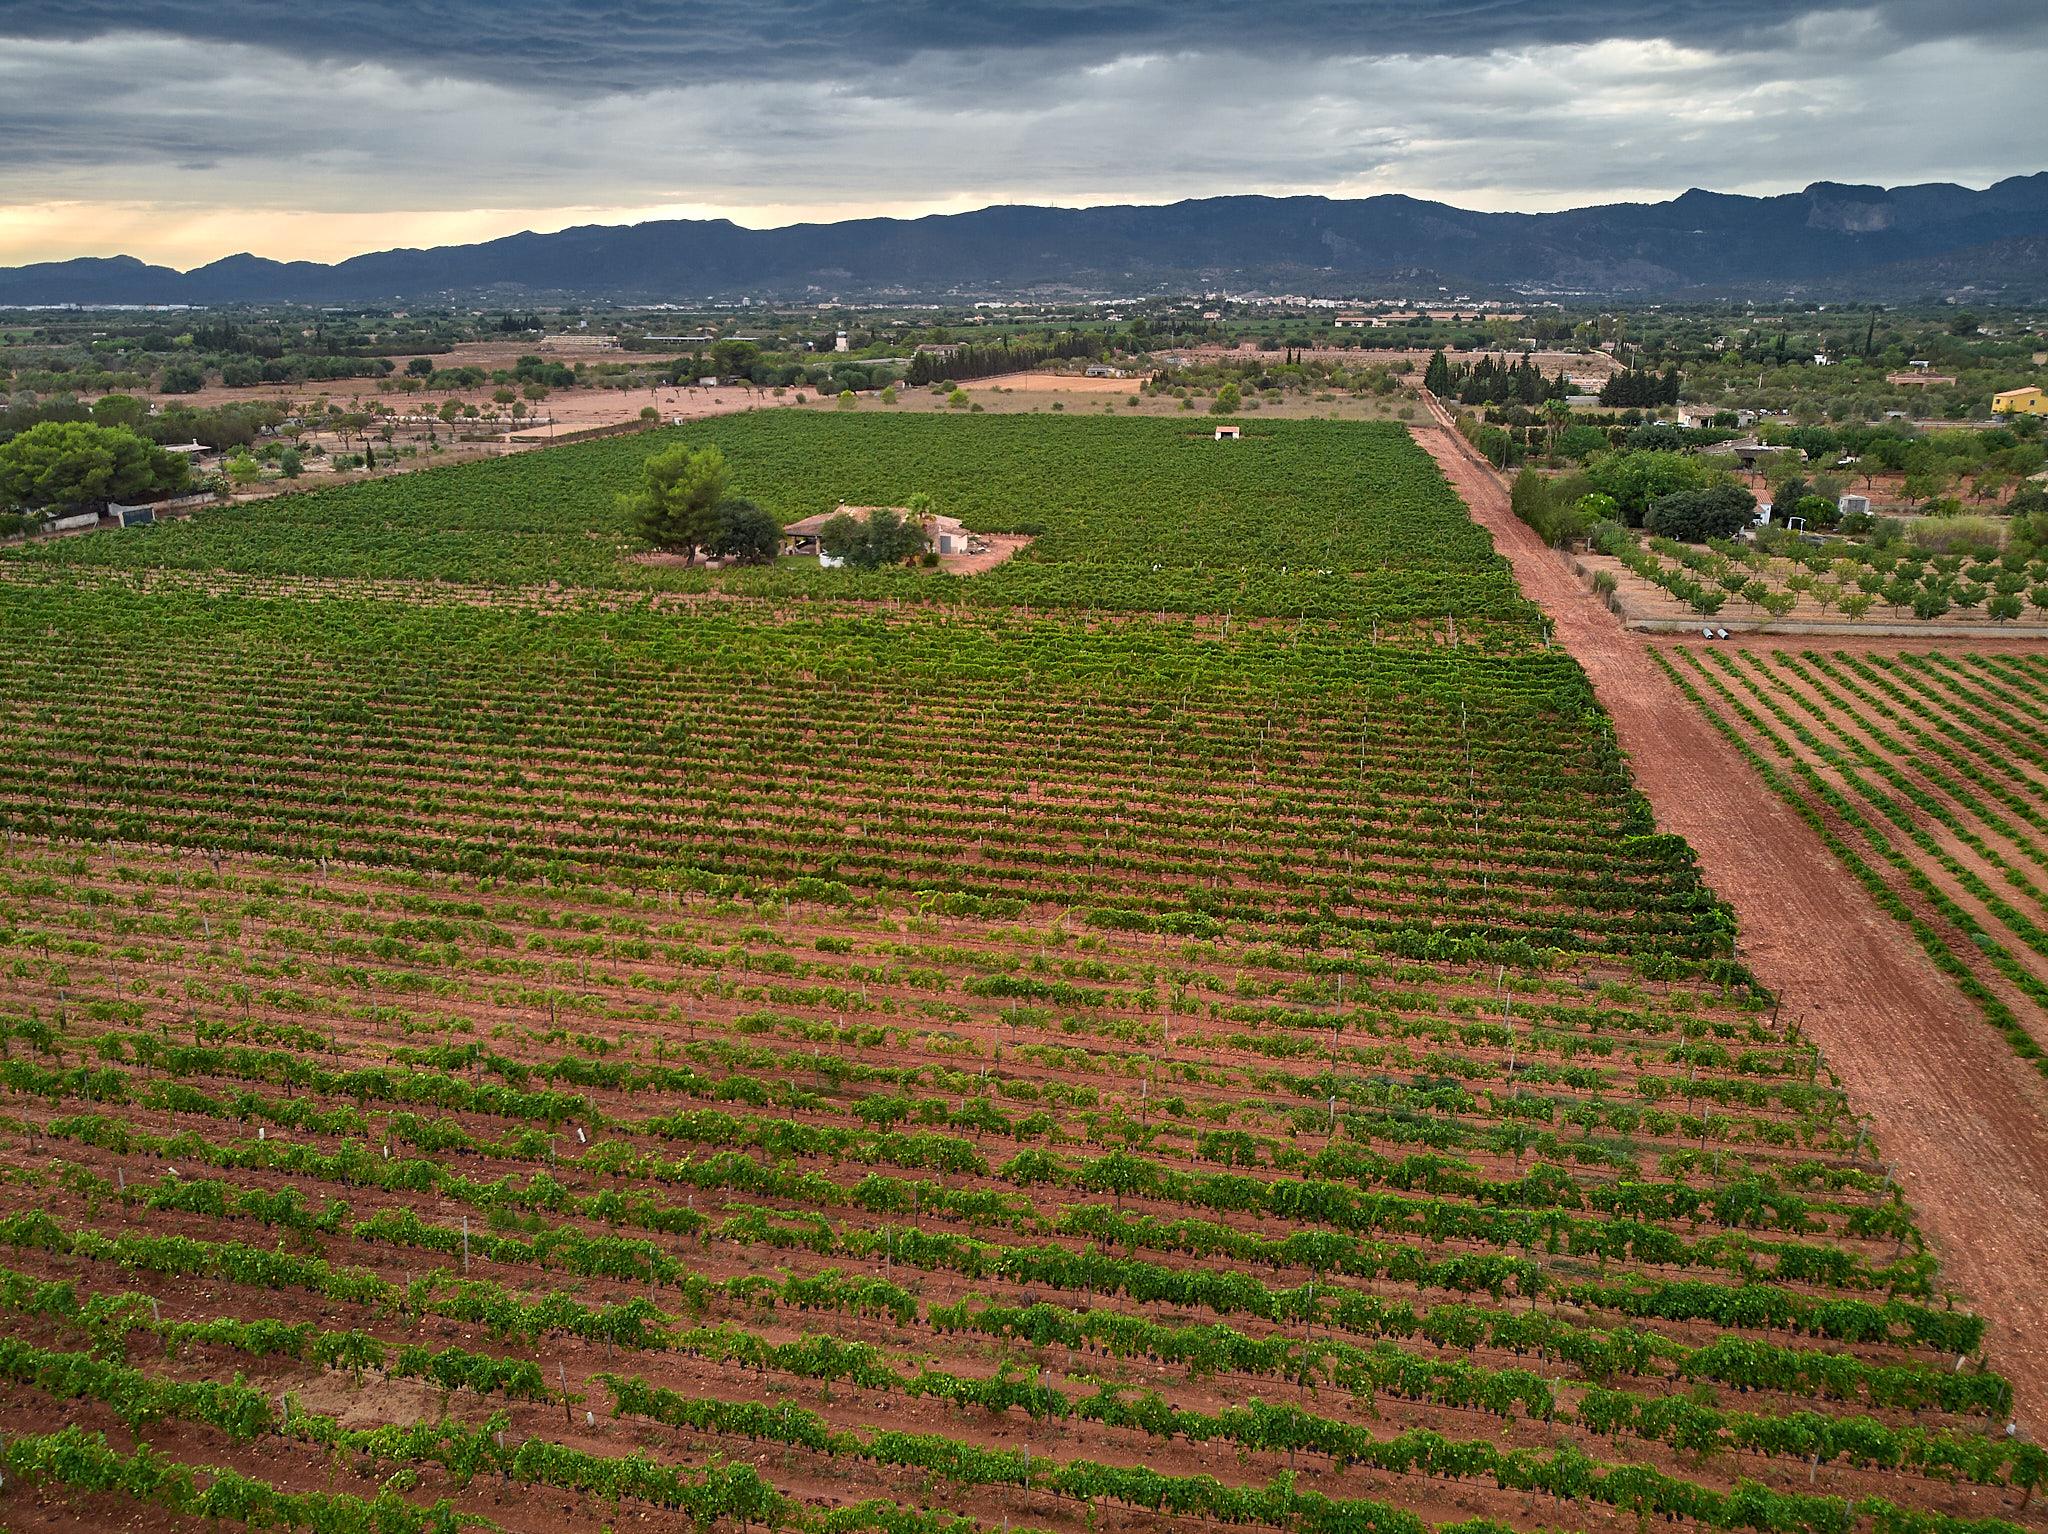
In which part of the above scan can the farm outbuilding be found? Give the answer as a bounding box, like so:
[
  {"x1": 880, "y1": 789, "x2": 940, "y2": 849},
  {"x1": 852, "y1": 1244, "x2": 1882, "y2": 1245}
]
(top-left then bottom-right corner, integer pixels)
[
  {"x1": 781, "y1": 504, "x2": 985, "y2": 562},
  {"x1": 1213, "y1": 424, "x2": 1241, "y2": 440}
]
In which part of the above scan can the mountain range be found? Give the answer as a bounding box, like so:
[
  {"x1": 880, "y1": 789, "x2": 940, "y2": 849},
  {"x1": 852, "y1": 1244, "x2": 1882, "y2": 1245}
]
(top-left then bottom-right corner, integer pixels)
[{"x1": 5, "y1": 177, "x2": 2048, "y2": 307}]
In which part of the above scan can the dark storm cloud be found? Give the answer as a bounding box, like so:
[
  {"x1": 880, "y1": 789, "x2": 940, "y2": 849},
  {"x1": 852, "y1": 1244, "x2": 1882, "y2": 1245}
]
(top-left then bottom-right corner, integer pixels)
[
  {"x1": 0, "y1": 0, "x2": 2033, "y2": 92},
  {"x1": 1, "y1": 0, "x2": 2041, "y2": 268}
]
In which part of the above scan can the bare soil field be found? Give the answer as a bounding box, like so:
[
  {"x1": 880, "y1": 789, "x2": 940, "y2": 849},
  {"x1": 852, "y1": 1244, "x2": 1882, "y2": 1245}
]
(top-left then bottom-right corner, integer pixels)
[{"x1": 1412, "y1": 416, "x2": 2048, "y2": 1428}]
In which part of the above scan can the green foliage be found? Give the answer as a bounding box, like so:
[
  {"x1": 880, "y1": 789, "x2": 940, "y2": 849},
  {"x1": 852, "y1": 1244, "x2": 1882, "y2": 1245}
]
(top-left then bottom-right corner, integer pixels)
[
  {"x1": 710, "y1": 496, "x2": 781, "y2": 564},
  {"x1": 1643, "y1": 483, "x2": 1757, "y2": 543},
  {"x1": 1557, "y1": 424, "x2": 1609, "y2": 460},
  {"x1": 157, "y1": 360, "x2": 206, "y2": 394},
  {"x1": 820, "y1": 507, "x2": 926, "y2": 569},
  {"x1": 620, "y1": 441, "x2": 731, "y2": 558},
  {"x1": 5, "y1": 416, "x2": 1527, "y2": 622},
  {"x1": 1584, "y1": 450, "x2": 1721, "y2": 526},
  {"x1": 1508, "y1": 469, "x2": 1595, "y2": 546},
  {"x1": 0, "y1": 421, "x2": 189, "y2": 510}
]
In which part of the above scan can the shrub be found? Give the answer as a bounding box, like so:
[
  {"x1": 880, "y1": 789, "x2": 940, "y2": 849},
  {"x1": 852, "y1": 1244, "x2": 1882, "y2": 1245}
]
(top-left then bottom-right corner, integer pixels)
[
  {"x1": 1910, "y1": 514, "x2": 2003, "y2": 555},
  {"x1": 1590, "y1": 519, "x2": 1633, "y2": 557}
]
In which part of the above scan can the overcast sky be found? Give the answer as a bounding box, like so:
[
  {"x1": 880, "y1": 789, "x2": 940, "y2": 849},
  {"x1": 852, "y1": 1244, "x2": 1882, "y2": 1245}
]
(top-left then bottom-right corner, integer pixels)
[{"x1": 0, "y1": 0, "x2": 2042, "y2": 269}]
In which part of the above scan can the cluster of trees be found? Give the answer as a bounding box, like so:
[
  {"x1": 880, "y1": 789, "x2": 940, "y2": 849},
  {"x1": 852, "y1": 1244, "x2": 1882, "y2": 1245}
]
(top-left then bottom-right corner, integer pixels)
[
  {"x1": 620, "y1": 444, "x2": 950, "y2": 571},
  {"x1": 904, "y1": 333, "x2": 1104, "y2": 386},
  {"x1": 1508, "y1": 448, "x2": 1761, "y2": 546},
  {"x1": 620, "y1": 444, "x2": 779, "y2": 566},
  {"x1": 1432, "y1": 351, "x2": 1572, "y2": 407},
  {"x1": 1600, "y1": 367, "x2": 1684, "y2": 407},
  {"x1": 0, "y1": 421, "x2": 193, "y2": 514}
]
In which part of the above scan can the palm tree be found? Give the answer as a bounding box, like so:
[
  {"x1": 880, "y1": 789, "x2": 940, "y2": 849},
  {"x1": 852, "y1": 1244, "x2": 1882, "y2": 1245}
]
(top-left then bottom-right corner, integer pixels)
[{"x1": 906, "y1": 491, "x2": 937, "y2": 553}]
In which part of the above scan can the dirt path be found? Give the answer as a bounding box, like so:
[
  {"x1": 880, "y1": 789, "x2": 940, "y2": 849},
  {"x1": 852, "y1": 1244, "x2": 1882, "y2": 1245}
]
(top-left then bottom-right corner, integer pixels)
[{"x1": 1412, "y1": 419, "x2": 2048, "y2": 1426}]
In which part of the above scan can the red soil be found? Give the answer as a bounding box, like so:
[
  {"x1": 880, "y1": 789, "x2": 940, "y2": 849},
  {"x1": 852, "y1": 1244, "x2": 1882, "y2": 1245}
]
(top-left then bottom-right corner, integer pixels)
[{"x1": 1411, "y1": 418, "x2": 2048, "y2": 1428}]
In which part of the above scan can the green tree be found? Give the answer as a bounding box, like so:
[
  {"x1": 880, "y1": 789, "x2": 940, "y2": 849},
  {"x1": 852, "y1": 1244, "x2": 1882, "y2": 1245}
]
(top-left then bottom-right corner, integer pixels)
[
  {"x1": 711, "y1": 339, "x2": 762, "y2": 378},
  {"x1": 1210, "y1": 383, "x2": 1241, "y2": 416},
  {"x1": 0, "y1": 421, "x2": 186, "y2": 510},
  {"x1": 820, "y1": 507, "x2": 925, "y2": 570},
  {"x1": 620, "y1": 443, "x2": 732, "y2": 563},
  {"x1": 709, "y1": 497, "x2": 781, "y2": 565},
  {"x1": 1557, "y1": 424, "x2": 1607, "y2": 460},
  {"x1": 1583, "y1": 450, "x2": 1717, "y2": 525},
  {"x1": 157, "y1": 361, "x2": 205, "y2": 394},
  {"x1": 90, "y1": 394, "x2": 149, "y2": 430},
  {"x1": 1643, "y1": 483, "x2": 1756, "y2": 543},
  {"x1": 1423, "y1": 349, "x2": 1451, "y2": 395}
]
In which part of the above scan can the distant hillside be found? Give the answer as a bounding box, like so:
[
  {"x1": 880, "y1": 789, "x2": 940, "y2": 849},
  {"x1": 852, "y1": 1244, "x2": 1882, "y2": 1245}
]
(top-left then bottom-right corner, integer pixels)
[
  {"x1": 4, "y1": 176, "x2": 2047, "y2": 305},
  {"x1": 1793, "y1": 230, "x2": 2048, "y2": 304}
]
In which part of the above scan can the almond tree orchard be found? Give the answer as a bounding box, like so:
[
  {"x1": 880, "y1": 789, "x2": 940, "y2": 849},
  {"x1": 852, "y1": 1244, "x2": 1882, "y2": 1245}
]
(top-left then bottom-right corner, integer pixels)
[{"x1": 0, "y1": 412, "x2": 2031, "y2": 1534}]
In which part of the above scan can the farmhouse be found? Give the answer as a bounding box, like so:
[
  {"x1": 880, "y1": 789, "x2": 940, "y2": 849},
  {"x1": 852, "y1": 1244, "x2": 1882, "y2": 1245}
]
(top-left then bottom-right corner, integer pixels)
[
  {"x1": 1993, "y1": 386, "x2": 2047, "y2": 418},
  {"x1": 781, "y1": 504, "x2": 983, "y2": 561},
  {"x1": 1084, "y1": 365, "x2": 1129, "y2": 378}
]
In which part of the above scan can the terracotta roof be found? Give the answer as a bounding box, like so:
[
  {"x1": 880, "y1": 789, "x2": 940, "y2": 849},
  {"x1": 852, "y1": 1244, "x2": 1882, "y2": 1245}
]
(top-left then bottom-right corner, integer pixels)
[{"x1": 782, "y1": 505, "x2": 968, "y2": 537}]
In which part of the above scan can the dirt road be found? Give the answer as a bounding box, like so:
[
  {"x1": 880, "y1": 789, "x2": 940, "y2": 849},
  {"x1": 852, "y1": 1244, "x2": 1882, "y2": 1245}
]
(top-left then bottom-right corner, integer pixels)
[{"x1": 1412, "y1": 419, "x2": 2048, "y2": 1425}]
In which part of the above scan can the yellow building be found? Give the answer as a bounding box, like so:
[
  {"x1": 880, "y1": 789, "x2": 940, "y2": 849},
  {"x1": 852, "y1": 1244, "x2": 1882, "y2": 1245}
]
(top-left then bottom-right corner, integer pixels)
[{"x1": 1993, "y1": 386, "x2": 2047, "y2": 417}]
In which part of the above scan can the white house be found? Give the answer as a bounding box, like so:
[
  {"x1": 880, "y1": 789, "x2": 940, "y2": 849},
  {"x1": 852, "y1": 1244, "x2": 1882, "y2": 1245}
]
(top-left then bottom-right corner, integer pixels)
[{"x1": 1214, "y1": 424, "x2": 1242, "y2": 440}]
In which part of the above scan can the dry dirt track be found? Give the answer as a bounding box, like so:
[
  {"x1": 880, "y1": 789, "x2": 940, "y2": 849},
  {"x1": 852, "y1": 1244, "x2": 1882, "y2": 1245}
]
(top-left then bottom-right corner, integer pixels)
[{"x1": 1411, "y1": 420, "x2": 2048, "y2": 1427}]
